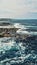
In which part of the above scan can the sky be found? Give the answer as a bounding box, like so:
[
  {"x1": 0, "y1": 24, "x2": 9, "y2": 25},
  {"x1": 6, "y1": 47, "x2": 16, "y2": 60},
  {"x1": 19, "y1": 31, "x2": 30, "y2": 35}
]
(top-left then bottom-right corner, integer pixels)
[{"x1": 0, "y1": 0, "x2": 37, "y2": 19}]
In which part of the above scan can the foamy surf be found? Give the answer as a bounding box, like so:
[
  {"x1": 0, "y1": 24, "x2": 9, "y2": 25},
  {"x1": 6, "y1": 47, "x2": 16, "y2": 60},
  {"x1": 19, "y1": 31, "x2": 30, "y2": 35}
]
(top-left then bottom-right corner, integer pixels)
[
  {"x1": 14, "y1": 23, "x2": 25, "y2": 29},
  {"x1": 16, "y1": 29, "x2": 37, "y2": 35}
]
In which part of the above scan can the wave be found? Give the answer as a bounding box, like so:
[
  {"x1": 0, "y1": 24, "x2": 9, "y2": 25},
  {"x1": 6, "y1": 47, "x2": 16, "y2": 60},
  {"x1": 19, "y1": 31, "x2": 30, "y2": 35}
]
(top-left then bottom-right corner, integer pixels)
[
  {"x1": 16, "y1": 28, "x2": 37, "y2": 35},
  {"x1": 0, "y1": 38, "x2": 16, "y2": 51},
  {"x1": 14, "y1": 23, "x2": 25, "y2": 29}
]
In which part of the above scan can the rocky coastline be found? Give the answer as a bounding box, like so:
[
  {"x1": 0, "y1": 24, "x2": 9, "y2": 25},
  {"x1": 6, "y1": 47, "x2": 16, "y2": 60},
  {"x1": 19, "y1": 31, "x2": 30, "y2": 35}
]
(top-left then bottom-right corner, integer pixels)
[{"x1": 0, "y1": 25, "x2": 37, "y2": 40}]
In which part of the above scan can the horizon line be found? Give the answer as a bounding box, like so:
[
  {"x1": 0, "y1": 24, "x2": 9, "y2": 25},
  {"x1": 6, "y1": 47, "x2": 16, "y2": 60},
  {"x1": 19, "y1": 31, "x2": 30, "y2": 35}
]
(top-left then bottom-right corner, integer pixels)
[{"x1": 0, "y1": 17, "x2": 37, "y2": 20}]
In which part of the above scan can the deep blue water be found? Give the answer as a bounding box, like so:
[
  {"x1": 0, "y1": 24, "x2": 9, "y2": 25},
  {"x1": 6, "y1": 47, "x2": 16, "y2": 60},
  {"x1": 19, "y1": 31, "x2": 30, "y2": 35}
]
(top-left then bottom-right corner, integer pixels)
[{"x1": 0, "y1": 19, "x2": 37, "y2": 65}]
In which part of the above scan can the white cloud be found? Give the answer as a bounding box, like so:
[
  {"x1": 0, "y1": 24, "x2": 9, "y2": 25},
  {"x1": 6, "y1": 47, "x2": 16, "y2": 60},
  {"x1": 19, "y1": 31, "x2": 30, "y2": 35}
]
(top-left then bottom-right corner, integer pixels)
[{"x1": 0, "y1": 0, "x2": 37, "y2": 18}]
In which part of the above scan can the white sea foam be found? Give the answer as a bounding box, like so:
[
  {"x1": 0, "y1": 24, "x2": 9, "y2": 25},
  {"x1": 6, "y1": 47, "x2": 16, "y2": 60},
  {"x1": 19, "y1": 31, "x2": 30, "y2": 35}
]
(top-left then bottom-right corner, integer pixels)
[
  {"x1": 0, "y1": 54, "x2": 31, "y2": 64},
  {"x1": 30, "y1": 31, "x2": 37, "y2": 35},
  {"x1": 0, "y1": 38, "x2": 16, "y2": 51},
  {"x1": 14, "y1": 23, "x2": 25, "y2": 29},
  {"x1": 16, "y1": 29, "x2": 29, "y2": 34},
  {"x1": 26, "y1": 25, "x2": 37, "y2": 28},
  {"x1": 17, "y1": 28, "x2": 37, "y2": 35}
]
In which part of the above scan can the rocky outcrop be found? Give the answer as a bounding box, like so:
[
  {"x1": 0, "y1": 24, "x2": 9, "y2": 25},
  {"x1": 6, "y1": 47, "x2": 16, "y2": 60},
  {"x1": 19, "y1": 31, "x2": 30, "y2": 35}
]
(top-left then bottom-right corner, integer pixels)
[{"x1": 0, "y1": 28, "x2": 19, "y2": 37}]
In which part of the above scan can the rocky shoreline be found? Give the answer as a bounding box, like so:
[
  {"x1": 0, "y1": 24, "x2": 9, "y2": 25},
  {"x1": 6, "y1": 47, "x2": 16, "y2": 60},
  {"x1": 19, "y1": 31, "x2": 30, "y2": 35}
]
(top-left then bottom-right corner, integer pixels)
[
  {"x1": 0, "y1": 28, "x2": 19, "y2": 37},
  {"x1": 0, "y1": 24, "x2": 29, "y2": 38},
  {"x1": 0, "y1": 27, "x2": 37, "y2": 40}
]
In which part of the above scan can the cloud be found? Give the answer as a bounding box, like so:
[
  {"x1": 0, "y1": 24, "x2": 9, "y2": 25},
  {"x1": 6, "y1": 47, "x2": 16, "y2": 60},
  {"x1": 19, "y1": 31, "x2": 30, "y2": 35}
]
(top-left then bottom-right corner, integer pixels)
[{"x1": 0, "y1": 0, "x2": 37, "y2": 18}]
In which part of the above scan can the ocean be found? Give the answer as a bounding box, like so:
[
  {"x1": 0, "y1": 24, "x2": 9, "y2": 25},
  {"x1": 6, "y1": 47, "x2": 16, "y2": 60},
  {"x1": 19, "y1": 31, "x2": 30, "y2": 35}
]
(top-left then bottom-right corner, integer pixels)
[{"x1": 0, "y1": 19, "x2": 37, "y2": 65}]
